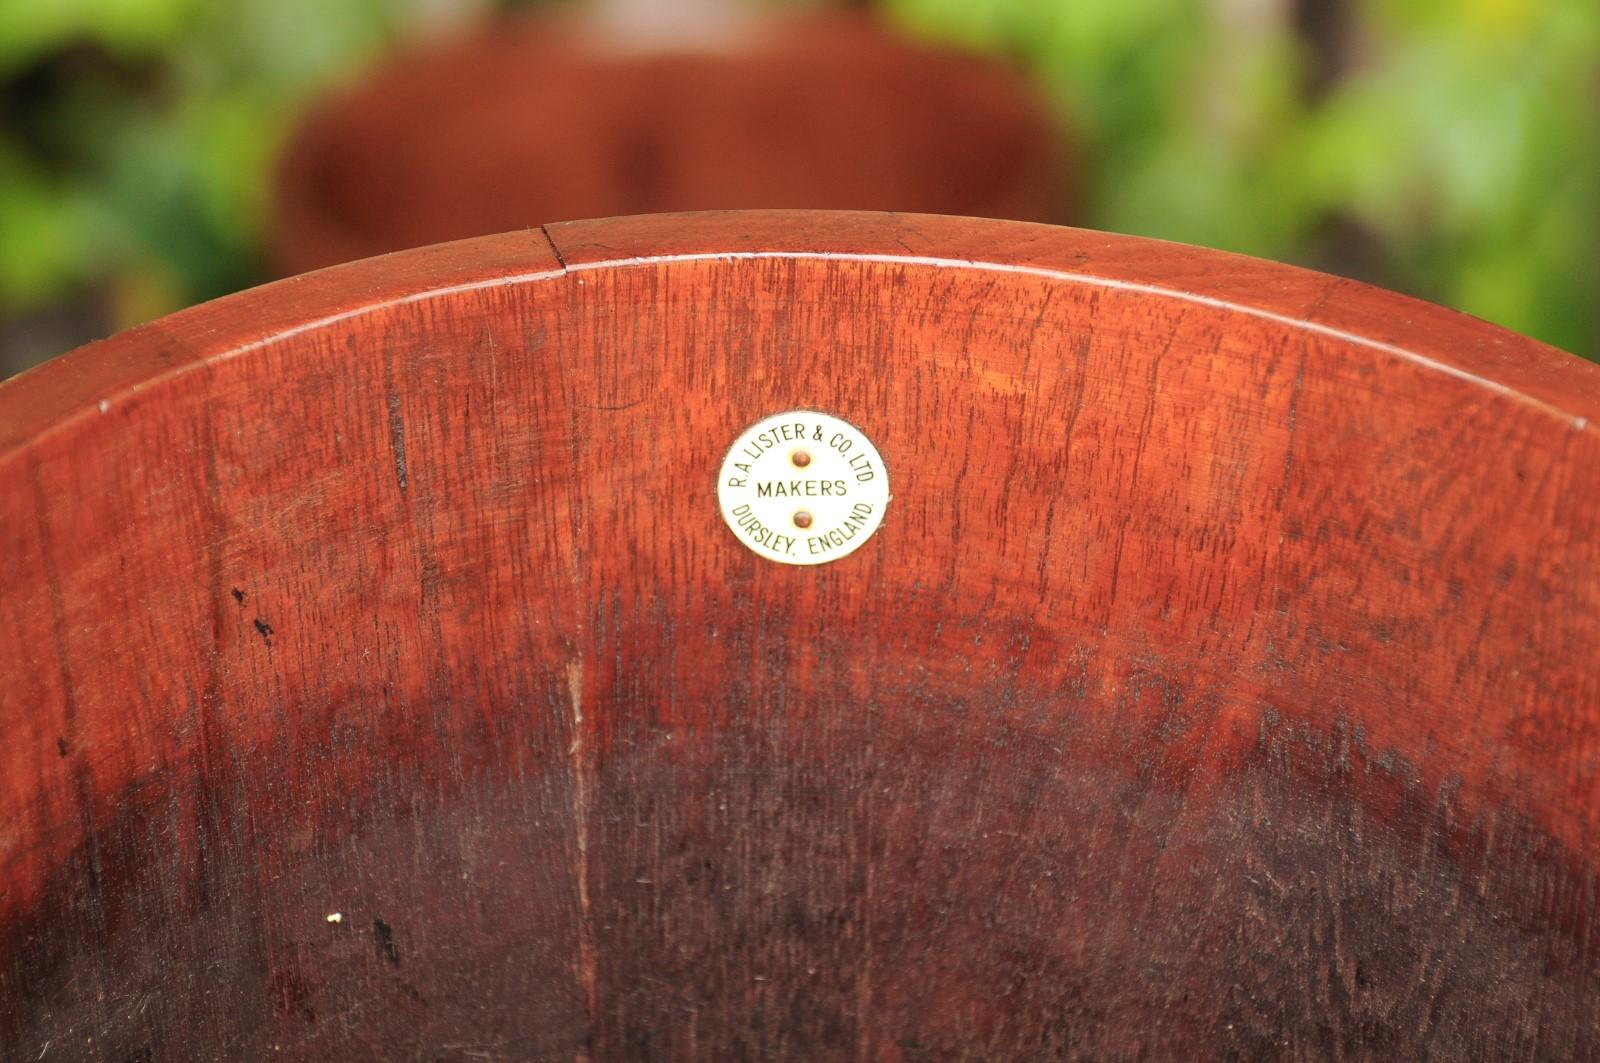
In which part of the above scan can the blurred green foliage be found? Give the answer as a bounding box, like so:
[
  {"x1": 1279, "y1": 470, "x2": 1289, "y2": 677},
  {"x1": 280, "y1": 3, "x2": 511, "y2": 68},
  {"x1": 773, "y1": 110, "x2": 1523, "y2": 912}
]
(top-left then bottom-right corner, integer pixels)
[
  {"x1": 0, "y1": 0, "x2": 433, "y2": 328},
  {"x1": 1, "y1": 0, "x2": 1597, "y2": 358},
  {"x1": 885, "y1": 0, "x2": 1600, "y2": 357}
]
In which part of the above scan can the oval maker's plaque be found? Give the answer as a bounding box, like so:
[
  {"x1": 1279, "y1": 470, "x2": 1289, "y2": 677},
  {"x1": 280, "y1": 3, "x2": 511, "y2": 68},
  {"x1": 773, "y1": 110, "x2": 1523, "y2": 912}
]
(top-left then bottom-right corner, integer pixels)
[{"x1": 717, "y1": 410, "x2": 890, "y2": 565}]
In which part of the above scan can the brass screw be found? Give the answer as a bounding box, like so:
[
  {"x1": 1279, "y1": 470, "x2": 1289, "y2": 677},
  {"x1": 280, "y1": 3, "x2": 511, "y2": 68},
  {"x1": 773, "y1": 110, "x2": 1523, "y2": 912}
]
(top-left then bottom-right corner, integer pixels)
[
  {"x1": 793, "y1": 510, "x2": 814, "y2": 529},
  {"x1": 791, "y1": 450, "x2": 811, "y2": 468}
]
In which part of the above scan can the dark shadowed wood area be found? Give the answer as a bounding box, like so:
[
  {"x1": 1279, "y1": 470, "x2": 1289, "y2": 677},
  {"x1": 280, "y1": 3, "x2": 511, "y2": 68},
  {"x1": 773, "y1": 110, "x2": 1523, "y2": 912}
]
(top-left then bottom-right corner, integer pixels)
[{"x1": 1, "y1": 211, "x2": 1598, "y2": 1060}]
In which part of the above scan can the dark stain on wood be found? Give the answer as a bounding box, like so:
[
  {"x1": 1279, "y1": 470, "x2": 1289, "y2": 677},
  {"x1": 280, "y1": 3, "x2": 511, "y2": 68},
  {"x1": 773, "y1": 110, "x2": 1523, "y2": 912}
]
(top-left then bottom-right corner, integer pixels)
[{"x1": 373, "y1": 918, "x2": 400, "y2": 966}]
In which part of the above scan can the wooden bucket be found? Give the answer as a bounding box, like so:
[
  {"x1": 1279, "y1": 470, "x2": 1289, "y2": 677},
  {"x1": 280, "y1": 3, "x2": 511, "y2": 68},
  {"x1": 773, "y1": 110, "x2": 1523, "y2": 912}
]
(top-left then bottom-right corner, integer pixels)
[{"x1": 2, "y1": 212, "x2": 1597, "y2": 1059}]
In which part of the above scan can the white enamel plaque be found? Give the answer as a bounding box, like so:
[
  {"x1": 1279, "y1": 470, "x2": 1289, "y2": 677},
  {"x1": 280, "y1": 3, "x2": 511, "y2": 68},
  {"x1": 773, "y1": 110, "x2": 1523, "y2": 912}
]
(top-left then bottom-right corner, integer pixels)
[{"x1": 717, "y1": 410, "x2": 890, "y2": 565}]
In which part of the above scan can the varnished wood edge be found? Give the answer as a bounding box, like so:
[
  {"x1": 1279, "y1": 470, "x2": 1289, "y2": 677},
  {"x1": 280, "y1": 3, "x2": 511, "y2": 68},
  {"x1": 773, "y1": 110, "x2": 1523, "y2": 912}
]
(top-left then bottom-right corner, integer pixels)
[{"x1": 3, "y1": 210, "x2": 1596, "y2": 466}]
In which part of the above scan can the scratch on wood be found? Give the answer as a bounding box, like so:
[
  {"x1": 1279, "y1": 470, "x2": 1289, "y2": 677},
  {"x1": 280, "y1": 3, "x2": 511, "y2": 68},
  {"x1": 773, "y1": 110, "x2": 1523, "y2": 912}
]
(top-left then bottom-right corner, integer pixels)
[
  {"x1": 387, "y1": 392, "x2": 409, "y2": 492},
  {"x1": 567, "y1": 659, "x2": 597, "y2": 1060},
  {"x1": 856, "y1": 790, "x2": 875, "y2": 1062}
]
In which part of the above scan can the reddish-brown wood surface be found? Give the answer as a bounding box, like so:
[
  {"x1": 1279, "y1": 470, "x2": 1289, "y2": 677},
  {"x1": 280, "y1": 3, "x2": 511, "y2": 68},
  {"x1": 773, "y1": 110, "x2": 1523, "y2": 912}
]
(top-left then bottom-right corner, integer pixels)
[
  {"x1": 1, "y1": 211, "x2": 1598, "y2": 1060},
  {"x1": 272, "y1": 11, "x2": 1066, "y2": 275}
]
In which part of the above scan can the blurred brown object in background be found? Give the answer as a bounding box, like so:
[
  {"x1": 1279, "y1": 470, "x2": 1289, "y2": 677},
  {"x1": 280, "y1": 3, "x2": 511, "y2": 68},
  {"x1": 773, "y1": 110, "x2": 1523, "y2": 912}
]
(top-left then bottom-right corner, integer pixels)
[{"x1": 271, "y1": 8, "x2": 1070, "y2": 274}]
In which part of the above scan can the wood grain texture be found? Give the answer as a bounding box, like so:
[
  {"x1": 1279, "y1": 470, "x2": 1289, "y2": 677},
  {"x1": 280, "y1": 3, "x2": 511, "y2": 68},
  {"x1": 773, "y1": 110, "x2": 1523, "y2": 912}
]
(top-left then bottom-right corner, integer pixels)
[{"x1": 1, "y1": 210, "x2": 1598, "y2": 1061}]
